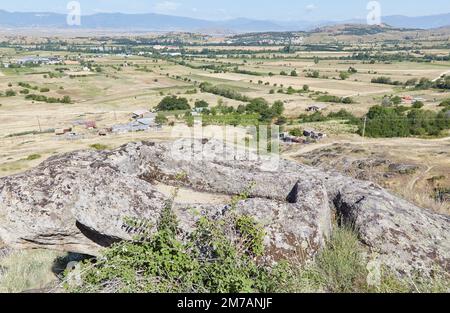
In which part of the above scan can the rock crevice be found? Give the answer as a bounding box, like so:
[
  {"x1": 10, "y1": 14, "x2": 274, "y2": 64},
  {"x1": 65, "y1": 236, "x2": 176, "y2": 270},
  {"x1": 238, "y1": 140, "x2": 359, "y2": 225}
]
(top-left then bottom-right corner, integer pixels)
[{"x1": 0, "y1": 139, "x2": 448, "y2": 274}]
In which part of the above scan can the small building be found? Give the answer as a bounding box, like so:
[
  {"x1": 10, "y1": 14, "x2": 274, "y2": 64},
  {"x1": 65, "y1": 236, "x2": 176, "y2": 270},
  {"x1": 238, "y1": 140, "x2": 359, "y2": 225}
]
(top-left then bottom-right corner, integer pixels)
[
  {"x1": 16, "y1": 56, "x2": 62, "y2": 65},
  {"x1": 132, "y1": 110, "x2": 155, "y2": 119},
  {"x1": 55, "y1": 127, "x2": 72, "y2": 136},
  {"x1": 193, "y1": 107, "x2": 206, "y2": 113},
  {"x1": 85, "y1": 120, "x2": 97, "y2": 129},
  {"x1": 402, "y1": 96, "x2": 413, "y2": 102},
  {"x1": 304, "y1": 129, "x2": 327, "y2": 140},
  {"x1": 98, "y1": 129, "x2": 109, "y2": 136},
  {"x1": 306, "y1": 104, "x2": 327, "y2": 112},
  {"x1": 137, "y1": 118, "x2": 156, "y2": 126}
]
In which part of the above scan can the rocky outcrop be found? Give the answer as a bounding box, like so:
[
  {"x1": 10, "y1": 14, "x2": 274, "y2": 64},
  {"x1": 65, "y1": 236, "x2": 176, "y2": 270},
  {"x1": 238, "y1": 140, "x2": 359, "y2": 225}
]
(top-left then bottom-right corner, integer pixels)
[{"x1": 0, "y1": 139, "x2": 448, "y2": 275}]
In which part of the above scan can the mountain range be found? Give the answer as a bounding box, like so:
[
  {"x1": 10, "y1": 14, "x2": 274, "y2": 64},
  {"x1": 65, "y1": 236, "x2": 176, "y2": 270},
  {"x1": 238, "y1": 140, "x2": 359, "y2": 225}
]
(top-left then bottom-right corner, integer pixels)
[{"x1": 1, "y1": 10, "x2": 450, "y2": 33}]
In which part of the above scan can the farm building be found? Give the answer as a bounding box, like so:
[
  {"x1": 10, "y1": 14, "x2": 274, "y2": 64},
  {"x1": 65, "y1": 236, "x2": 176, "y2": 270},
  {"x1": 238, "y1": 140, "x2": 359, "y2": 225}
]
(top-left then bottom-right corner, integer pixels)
[
  {"x1": 280, "y1": 132, "x2": 303, "y2": 144},
  {"x1": 132, "y1": 110, "x2": 156, "y2": 120},
  {"x1": 303, "y1": 129, "x2": 327, "y2": 140},
  {"x1": 85, "y1": 121, "x2": 97, "y2": 129},
  {"x1": 16, "y1": 56, "x2": 61, "y2": 65},
  {"x1": 306, "y1": 104, "x2": 328, "y2": 112}
]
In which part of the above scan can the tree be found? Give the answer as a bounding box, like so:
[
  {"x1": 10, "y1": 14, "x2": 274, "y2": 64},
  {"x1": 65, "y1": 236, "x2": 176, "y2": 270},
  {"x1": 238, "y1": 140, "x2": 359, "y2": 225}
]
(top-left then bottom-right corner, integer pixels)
[
  {"x1": 61, "y1": 96, "x2": 72, "y2": 104},
  {"x1": 341, "y1": 97, "x2": 354, "y2": 104},
  {"x1": 156, "y1": 96, "x2": 191, "y2": 111},
  {"x1": 272, "y1": 101, "x2": 285, "y2": 117},
  {"x1": 194, "y1": 100, "x2": 209, "y2": 108},
  {"x1": 302, "y1": 85, "x2": 310, "y2": 92},
  {"x1": 391, "y1": 96, "x2": 402, "y2": 105},
  {"x1": 289, "y1": 128, "x2": 303, "y2": 137},
  {"x1": 290, "y1": 70, "x2": 298, "y2": 77},
  {"x1": 155, "y1": 114, "x2": 168, "y2": 125},
  {"x1": 339, "y1": 72, "x2": 350, "y2": 80},
  {"x1": 245, "y1": 98, "x2": 270, "y2": 114},
  {"x1": 275, "y1": 116, "x2": 287, "y2": 125},
  {"x1": 314, "y1": 56, "x2": 320, "y2": 64},
  {"x1": 307, "y1": 70, "x2": 320, "y2": 78},
  {"x1": 361, "y1": 106, "x2": 410, "y2": 138},
  {"x1": 5, "y1": 90, "x2": 16, "y2": 97}
]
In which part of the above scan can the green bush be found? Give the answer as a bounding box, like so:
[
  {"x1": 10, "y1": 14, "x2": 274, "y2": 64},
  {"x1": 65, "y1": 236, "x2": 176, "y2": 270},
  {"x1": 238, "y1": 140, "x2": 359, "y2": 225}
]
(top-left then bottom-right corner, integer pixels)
[
  {"x1": 306, "y1": 70, "x2": 320, "y2": 78},
  {"x1": 155, "y1": 114, "x2": 168, "y2": 125},
  {"x1": 5, "y1": 89, "x2": 16, "y2": 97},
  {"x1": 316, "y1": 95, "x2": 354, "y2": 104},
  {"x1": 89, "y1": 144, "x2": 109, "y2": 151},
  {"x1": 67, "y1": 199, "x2": 284, "y2": 293},
  {"x1": 25, "y1": 94, "x2": 71, "y2": 104},
  {"x1": 412, "y1": 101, "x2": 424, "y2": 109},
  {"x1": 194, "y1": 100, "x2": 209, "y2": 108},
  {"x1": 67, "y1": 207, "x2": 450, "y2": 293},
  {"x1": 289, "y1": 128, "x2": 304, "y2": 137},
  {"x1": 26, "y1": 154, "x2": 41, "y2": 161},
  {"x1": 359, "y1": 106, "x2": 450, "y2": 138},
  {"x1": 199, "y1": 82, "x2": 250, "y2": 102}
]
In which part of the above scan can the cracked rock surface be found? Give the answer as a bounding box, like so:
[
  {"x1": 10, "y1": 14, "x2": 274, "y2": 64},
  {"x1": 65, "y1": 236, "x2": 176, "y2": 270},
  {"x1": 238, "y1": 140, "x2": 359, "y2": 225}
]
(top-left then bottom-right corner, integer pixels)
[{"x1": 0, "y1": 139, "x2": 448, "y2": 275}]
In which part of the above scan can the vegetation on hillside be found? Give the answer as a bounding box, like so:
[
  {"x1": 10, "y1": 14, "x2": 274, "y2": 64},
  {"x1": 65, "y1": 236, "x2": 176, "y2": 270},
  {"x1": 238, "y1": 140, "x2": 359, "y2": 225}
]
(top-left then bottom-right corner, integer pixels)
[
  {"x1": 64, "y1": 198, "x2": 450, "y2": 293},
  {"x1": 156, "y1": 96, "x2": 191, "y2": 111},
  {"x1": 360, "y1": 106, "x2": 450, "y2": 138}
]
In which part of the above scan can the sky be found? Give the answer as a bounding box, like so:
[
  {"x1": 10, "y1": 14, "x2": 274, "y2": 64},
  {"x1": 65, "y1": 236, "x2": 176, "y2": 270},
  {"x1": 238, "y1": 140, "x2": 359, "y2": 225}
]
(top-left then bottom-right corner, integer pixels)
[{"x1": 0, "y1": 0, "x2": 449, "y2": 21}]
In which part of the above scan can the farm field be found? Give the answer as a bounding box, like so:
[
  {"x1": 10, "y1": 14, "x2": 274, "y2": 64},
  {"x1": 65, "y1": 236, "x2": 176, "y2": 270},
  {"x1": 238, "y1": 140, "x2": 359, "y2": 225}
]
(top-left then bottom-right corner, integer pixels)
[
  {"x1": 0, "y1": 29, "x2": 450, "y2": 207},
  {"x1": 0, "y1": 26, "x2": 449, "y2": 215}
]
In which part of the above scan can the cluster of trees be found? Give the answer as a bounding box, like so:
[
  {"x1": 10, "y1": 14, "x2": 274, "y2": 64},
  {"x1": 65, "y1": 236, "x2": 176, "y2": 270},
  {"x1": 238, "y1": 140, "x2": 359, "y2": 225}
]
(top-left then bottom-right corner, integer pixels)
[
  {"x1": 243, "y1": 98, "x2": 284, "y2": 122},
  {"x1": 434, "y1": 75, "x2": 450, "y2": 90},
  {"x1": 272, "y1": 85, "x2": 310, "y2": 95},
  {"x1": 195, "y1": 98, "x2": 285, "y2": 124},
  {"x1": 298, "y1": 109, "x2": 360, "y2": 125},
  {"x1": 306, "y1": 70, "x2": 320, "y2": 78},
  {"x1": 371, "y1": 76, "x2": 450, "y2": 91},
  {"x1": 371, "y1": 76, "x2": 404, "y2": 86},
  {"x1": 199, "y1": 82, "x2": 251, "y2": 102},
  {"x1": 18, "y1": 82, "x2": 39, "y2": 90},
  {"x1": 25, "y1": 94, "x2": 72, "y2": 104},
  {"x1": 156, "y1": 96, "x2": 191, "y2": 111},
  {"x1": 0, "y1": 89, "x2": 16, "y2": 97},
  {"x1": 316, "y1": 95, "x2": 354, "y2": 104},
  {"x1": 279, "y1": 70, "x2": 298, "y2": 77},
  {"x1": 343, "y1": 52, "x2": 441, "y2": 63},
  {"x1": 361, "y1": 106, "x2": 450, "y2": 138}
]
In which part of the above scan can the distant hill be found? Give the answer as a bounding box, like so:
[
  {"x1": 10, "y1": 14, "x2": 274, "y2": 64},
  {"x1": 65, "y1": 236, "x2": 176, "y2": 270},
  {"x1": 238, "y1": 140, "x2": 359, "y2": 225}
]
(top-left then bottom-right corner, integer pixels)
[
  {"x1": 0, "y1": 10, "x2": 449, "y2": 32},
  {"x1": 382, "y1": 13, "x2": 450, "y2": 29}
]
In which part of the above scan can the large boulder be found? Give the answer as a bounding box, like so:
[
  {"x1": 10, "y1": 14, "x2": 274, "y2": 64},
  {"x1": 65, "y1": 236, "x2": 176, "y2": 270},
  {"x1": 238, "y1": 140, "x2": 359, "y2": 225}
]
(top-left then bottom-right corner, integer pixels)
[{"x1": 0, "y1": 139, "x2": 448, "y2": 275}]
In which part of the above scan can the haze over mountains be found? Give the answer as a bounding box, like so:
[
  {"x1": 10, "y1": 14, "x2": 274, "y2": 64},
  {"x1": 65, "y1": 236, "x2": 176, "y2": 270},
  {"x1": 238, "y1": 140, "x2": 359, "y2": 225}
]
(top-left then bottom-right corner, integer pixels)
[{"x1": 0, "y1": 10, "x2": 450, "y2": 33}]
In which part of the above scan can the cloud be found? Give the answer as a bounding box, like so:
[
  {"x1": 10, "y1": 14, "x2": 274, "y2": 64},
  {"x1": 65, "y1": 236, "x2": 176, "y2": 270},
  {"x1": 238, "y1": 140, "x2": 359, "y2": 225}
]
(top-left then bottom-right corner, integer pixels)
[
  {"x1": 305, "y1": 4, "x2": 317, "y2": 12},
  {"x1": 153, "y1": 1, "x2": 180, "y2": 13}
]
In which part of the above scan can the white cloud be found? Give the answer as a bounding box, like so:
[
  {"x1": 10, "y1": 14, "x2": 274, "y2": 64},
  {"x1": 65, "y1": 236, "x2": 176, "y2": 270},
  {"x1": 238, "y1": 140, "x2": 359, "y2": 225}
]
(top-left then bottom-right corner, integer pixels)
[
  {"x1": 154, "y1": 1, "x2": 180, "y2": 13},
  {"x1": 306, "y1": 4, "x2": 317, "y2": 12}
]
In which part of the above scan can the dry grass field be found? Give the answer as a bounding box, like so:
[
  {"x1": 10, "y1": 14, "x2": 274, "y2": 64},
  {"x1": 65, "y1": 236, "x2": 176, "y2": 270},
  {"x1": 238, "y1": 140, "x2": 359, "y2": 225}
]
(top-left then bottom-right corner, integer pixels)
[{"x1": 0, "y1": 30, "x2": 449, "y2": 216}]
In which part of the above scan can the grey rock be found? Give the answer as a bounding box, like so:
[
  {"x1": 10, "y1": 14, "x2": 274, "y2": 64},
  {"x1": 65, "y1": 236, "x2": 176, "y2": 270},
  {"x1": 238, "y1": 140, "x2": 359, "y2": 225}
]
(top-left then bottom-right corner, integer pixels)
[
  {"x1": 0, "y1": 138, "x2": 448, "y2": 275},
  {"x1": 388, "y1": 163, "x2": 419, "y2": 175}
]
